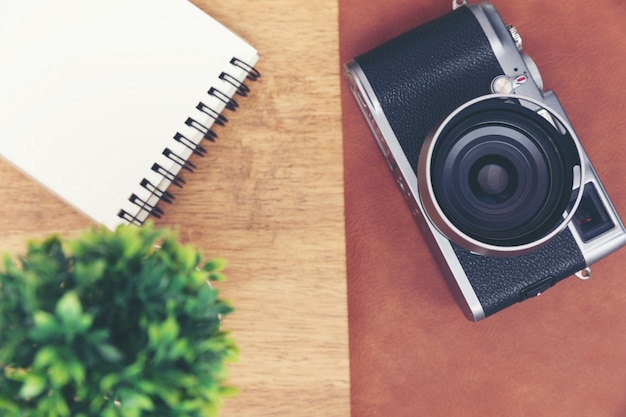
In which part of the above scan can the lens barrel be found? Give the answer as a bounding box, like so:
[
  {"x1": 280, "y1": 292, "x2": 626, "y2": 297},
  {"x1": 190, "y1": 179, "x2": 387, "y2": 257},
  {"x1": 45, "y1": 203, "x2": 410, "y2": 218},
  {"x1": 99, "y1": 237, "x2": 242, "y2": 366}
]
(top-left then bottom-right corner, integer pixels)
[{"x1": 418, "y1": 95, "x2": 584, "y2": 256}]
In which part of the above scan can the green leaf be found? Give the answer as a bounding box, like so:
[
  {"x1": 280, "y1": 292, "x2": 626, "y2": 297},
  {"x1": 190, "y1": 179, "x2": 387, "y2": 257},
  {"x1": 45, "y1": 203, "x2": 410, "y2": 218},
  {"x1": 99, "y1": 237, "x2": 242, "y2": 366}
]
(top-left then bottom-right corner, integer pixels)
[
  {"x1": 203, "y1": 258, "x2": 228, "y2": 273},
  {"x1": 220, "y1": 385, "x2": 239, "y2": 398},
  {"x1": 97, "y1": 344, "x2": 124, "y2": 363},
  {"x1": 51, "y1": 391, "x2": 70, "y2": 417},
  {"x1": 66, "y1": 357, "x2": 86, "y2": 385},
  {"x1": 121, "y1": 354, "x2": 146, "y2": 379},
  {"x1": 177, "y1": 398, "x2": 204, "y2": 413},
  {"x1": 99, "y1": 373, "x2": 120, "y2": 393},
  {"x1": 148, "y1": 316, "x2": 179, "y2": 347},
  {"x1": 55, "y1": 291, "x2": 82, "y2": 323},
  {"x1": 49, "y1": 362, "x2": 71, "y2": 387},
  {"x1": 33, "y1": 346, "x2": 58, "y2": 368},
  {"x1": 209, "y1": 272, "x2": 228, "y2": 282},
  {"x1": 118, "y1": 389, "x2": 155, "y2": 413},
  {"x1": 176, "y1": 244, "x2": 199, "y2": 271},
  {"x1": 189, "y1": 269, "x2": 209, "y2": 286},
  {"x1": 19, "y1": 373, "x2": 47, "y2": 398},
  {"x1": 170, "y1": 338, "x2": 192, "y2": 362},
  {"x1": 155, "y1": 386, "x2": 180, "y2": 407},
  {"x1": 161, "y1": 316, "x2": 179, "y2": 342},
  {"x1": 101, "y1": 405, "x2": 118, "y2": 417},
  {"x1": 32, "y1": 309, "x2": 55, "y2": 327},
  {"x1": 120, "y1": 407, "x2": 141, "y2": 417},
  {"x1": 30, "y1": 310, "x2": 60, "y2": 341},
  {"x1": 73, "y1": 258, "x2": 107, "y2": 287},
  {"x1": 134, "y1": 380, "x2": 158, "y2": 395},
  {"x1": 0, "y1": 398, "x2": 21, "y2": 416}
]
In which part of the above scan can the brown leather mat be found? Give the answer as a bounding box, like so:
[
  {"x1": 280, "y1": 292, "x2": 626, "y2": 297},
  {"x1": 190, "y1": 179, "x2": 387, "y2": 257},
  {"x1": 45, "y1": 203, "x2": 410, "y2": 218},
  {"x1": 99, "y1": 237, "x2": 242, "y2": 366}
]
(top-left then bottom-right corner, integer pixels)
[{"x1": 339, "y1": 1, "x2": 626, "y2": 415}]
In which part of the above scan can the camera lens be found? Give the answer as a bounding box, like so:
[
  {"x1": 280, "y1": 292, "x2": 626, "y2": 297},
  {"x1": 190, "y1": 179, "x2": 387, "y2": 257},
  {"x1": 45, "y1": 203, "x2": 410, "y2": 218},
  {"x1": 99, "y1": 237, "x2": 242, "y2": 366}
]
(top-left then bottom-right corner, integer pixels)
[{"x1": 418, "y1": 95, "x2": 584, "y2": 256}]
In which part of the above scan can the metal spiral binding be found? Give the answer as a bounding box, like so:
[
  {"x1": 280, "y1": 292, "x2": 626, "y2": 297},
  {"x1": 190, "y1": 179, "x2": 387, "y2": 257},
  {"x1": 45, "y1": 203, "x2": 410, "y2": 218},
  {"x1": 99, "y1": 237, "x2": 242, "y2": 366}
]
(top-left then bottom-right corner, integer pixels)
[
  {"x1": 196, "y1": 102, "x2": 228, "y2": 126},
  {"x1": 231, "y1": 57, "x2": 261, "y2": 81},
  {"x1": 117, "y1": 56, "x2": 260, "y2": 226},
  {"x1": 220, "y1": 71, "x2": 250, "y2": 97},
  {"x1": 173, "y1": 132, "x2": 207, "y2": 156}
]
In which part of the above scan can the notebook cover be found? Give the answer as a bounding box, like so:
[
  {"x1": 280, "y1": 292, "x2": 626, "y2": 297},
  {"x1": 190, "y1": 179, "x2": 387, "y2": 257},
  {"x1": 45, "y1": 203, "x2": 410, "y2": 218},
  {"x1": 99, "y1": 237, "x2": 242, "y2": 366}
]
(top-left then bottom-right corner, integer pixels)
[
  {"x1": 0, "y1": 0, "x2": 258, "y2": 230},
  {"x1": 340, "y1": 0, "x2": 626, "y2": 415}
]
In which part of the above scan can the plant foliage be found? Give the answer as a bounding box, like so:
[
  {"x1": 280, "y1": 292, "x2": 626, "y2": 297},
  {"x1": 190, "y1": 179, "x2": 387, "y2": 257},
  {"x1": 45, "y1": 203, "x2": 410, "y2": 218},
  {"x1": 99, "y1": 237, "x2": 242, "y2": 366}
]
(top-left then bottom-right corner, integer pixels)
[{"x1": 0, "y1": 223, "x2": 237, "y2": 417}]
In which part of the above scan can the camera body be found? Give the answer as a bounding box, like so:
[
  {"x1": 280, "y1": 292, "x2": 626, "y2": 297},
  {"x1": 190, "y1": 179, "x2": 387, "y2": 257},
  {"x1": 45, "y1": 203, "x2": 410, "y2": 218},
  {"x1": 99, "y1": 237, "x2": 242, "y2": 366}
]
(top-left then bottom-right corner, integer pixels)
[{"x1": 344, "y1": 2, "x2": 626, "y2": 320}]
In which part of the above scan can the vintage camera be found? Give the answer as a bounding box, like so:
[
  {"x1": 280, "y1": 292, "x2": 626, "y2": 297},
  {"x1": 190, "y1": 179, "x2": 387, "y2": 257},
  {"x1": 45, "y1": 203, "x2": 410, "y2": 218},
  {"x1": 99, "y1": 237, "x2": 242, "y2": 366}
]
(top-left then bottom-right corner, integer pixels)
[{"x1": 344, "y1": 1, "x2": 626, "y2": 320}]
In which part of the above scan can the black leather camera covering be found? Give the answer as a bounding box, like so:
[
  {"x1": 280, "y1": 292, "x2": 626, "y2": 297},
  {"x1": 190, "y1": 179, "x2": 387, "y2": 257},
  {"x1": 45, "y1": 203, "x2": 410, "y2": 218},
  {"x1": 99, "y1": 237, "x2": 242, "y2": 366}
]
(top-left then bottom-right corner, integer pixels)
[
  {"x1": 452, "y1": 232, "x2": 585, "y2": 316},
  {"x1": 354, "y1": 6, "x2": 587, "y2": 317},
  {"x1": 355, "y1": 6, "x2": 503, "y2": 173}
]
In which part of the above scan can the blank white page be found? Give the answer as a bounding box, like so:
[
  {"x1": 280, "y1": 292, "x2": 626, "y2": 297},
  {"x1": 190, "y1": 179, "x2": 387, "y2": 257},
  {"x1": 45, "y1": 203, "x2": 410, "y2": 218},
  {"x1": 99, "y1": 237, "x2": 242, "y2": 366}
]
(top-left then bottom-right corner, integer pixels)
[{"x1": 0, "y1": 0, "x2": 258, "y2": 229}]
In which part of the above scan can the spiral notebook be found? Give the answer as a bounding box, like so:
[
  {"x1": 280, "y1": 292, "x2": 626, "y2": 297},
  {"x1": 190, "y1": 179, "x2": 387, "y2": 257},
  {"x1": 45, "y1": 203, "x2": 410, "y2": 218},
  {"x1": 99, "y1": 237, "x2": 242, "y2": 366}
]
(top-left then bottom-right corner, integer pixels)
[{"x1": 0, "y1": 0, "x2": 259, "y2": 230}]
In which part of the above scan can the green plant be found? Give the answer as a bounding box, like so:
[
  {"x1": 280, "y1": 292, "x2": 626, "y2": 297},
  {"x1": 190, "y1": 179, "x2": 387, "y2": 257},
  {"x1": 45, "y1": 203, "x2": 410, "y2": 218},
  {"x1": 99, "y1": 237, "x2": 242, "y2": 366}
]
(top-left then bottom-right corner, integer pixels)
[{"x1": 0, "y1": 223, "x2": 237, "y2": 417}]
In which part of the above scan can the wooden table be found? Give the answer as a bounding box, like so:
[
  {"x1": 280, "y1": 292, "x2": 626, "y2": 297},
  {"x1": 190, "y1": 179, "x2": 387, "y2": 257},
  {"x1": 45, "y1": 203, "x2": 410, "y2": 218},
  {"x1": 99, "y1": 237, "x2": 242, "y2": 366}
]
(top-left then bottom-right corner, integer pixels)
[{"x1": 0, "y1": 1, "x2": 350, "y2": 416}]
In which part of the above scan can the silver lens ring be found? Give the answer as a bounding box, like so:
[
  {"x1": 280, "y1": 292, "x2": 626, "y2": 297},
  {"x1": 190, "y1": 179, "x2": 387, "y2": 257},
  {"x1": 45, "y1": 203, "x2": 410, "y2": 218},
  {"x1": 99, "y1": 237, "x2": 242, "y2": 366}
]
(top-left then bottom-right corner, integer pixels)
[{"x1": 417, "y1": 94, "x2": 585, "y2": 257}]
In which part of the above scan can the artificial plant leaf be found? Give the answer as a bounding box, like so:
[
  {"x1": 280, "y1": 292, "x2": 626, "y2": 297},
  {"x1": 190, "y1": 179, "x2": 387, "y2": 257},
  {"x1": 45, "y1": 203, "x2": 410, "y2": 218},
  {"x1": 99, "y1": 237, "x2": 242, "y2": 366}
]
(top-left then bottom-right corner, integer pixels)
[
  {"x1": 18, "y1": 373, "x2": 47, "y2": 398},
  {"x1": 30, "y1": 310, "x2": 60, "y2": 341},
  {"x1": 97, "y1": 344, "x2": 124, "y2": 363},
  {"x1": 55, "y1": 291, "x2": 82, "y2": 324},
  {"x1": 203, "y1": 258, "x2": 228, "y2": 273}
]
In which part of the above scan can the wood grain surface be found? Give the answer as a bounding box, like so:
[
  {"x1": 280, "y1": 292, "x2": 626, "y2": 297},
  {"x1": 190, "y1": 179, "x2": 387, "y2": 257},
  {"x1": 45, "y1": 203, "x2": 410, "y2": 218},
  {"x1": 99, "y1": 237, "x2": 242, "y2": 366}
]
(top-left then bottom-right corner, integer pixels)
[{"x1": 0, "y1": 1, "x2": 350, "y2": 416}]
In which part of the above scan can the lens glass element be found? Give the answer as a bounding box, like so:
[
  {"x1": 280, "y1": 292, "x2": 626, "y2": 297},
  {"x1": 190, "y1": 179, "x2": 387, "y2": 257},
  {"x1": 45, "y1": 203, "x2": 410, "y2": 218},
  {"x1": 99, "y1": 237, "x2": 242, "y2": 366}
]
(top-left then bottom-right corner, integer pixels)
[{"x1": 470, "y1": 156, "x2": 518, "y2": 204}]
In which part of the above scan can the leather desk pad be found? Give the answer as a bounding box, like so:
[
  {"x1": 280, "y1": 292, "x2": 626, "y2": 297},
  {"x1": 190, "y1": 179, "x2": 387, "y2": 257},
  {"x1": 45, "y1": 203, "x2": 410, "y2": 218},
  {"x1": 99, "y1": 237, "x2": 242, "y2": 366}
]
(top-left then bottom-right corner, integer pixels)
[{"x1": 340, "y1": 1, "x2": 626, "y2": 415}]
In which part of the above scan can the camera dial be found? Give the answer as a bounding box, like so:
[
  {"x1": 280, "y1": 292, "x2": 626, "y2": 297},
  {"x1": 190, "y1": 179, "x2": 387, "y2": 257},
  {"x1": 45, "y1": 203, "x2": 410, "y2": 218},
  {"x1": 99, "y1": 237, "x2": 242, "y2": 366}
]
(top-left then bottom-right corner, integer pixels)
[
  {"x1": 506, "y1": 25, "x2": 523, "y2": 50},
  {"x1": 418, "y1": 94, "x2": 585, "y2": 257}
]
